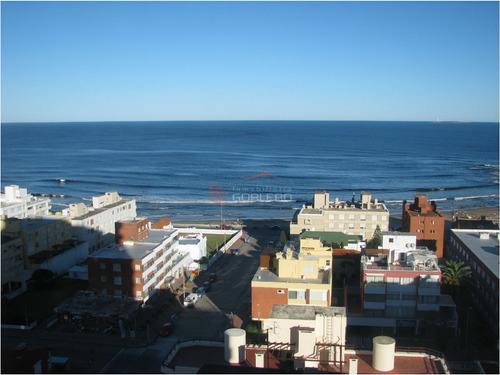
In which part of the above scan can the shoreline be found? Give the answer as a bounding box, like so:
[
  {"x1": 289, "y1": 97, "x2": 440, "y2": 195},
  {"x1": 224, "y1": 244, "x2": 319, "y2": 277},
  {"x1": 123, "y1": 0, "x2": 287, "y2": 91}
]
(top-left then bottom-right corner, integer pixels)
[{"x1": 170, "y1": 205, "x2": 499, "y2": 227}]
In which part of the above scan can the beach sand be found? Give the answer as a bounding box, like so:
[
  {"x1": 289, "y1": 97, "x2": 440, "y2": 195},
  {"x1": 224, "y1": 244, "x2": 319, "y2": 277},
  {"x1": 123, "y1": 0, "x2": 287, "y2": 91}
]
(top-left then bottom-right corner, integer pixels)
[{"x1": 172, "y1": 206, "x2": 499, "y2": 233}]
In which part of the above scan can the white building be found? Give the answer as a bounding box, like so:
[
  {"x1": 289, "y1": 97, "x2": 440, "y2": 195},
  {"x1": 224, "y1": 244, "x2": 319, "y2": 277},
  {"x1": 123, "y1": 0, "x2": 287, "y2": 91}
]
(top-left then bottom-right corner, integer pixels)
[
  {"x1": 178, "y1": 233, "x2": 207, "y2": 269},
  {"x1": 62, "y1": 192, "x2": 136, "y2": 253},
  {"x1": 264, "y1": 305, "x2": 347, "y2": 370},
  {"x1": 0, "y1": 185, "x2": 51, "y2": 219}
]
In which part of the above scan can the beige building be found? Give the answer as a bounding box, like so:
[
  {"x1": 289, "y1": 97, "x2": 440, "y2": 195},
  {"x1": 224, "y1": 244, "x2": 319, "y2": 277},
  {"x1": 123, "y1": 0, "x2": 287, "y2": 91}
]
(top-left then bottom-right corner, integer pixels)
[
  {"x1": 251, "y1": 236, "x2": 333, "y2": 320},
  {"x1": 290, "y1": 191, "x2": 389, "y2": 240}
]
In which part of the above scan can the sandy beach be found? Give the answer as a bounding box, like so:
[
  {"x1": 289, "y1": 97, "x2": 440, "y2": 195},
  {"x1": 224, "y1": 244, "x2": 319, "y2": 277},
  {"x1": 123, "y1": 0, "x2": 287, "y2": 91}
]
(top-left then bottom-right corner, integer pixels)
[{"x1": 171, "y1": 205, "x2": 499, "y2": 232}]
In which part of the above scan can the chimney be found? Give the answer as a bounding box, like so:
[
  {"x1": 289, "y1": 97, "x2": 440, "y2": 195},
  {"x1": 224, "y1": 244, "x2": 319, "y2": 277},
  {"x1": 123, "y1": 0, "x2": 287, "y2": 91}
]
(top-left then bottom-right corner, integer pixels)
[{"x1": 349, "y1": 357, "x2": 358, "y2": 375}]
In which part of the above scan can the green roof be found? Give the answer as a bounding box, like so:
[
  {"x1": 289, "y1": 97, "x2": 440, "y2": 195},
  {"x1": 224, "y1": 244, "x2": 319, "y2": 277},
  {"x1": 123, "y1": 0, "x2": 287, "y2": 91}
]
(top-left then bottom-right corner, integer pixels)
[{"x1": 299, "y1": 231, "x2": 362, "y2": 245}]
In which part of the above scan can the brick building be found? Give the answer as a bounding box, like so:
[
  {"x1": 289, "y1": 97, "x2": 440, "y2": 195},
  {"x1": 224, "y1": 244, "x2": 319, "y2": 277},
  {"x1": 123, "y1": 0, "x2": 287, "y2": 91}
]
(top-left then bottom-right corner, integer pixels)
[
  {"x1": 402, "y1": 194, "x2": 445, "y2": 258},
  {"x1": 87, "y1": 218, "x2": 191, "y2": 302}
]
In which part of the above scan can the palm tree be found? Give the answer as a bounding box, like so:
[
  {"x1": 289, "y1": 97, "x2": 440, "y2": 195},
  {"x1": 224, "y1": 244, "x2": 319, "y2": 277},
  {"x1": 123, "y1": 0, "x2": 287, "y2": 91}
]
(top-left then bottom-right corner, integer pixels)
[{"x1": 440, "y1": 260, "x2": 471, "y2": 286}]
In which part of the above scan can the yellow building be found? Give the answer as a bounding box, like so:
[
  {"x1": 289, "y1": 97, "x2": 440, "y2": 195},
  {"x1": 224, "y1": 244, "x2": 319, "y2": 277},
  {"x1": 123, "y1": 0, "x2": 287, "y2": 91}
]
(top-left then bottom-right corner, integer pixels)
[
  {"x1": 290, "y1": 191, "x2": 389, "y2": 239},
  {"x1": 251, "y1": 236, "x2": 333, "y2": 320}
]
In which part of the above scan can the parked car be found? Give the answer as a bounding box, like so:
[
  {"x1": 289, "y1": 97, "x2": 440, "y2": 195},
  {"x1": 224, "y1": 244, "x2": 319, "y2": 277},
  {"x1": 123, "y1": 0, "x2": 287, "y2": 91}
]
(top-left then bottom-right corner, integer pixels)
[
  {"x1": 196, "y1": 286, "x2": 207, "y2": 296},
  {"x1": 208, "y1": 273, "x2": 217, "y2": 282},
  {"x1": 202, "y1": 281, "x2": 211, "y2": 291},
  {"x1": 159, "y1": 323, "x2": 173, "y2": 337},
  {"x1": 268, "y1": 240, "x2": 274, "y2": 247},
  {"x1": 183, "y1": 293, "x2": 199, "y2": 307},
  {"x1": 232, "y1": 248, "x2": 240, "y2": 255}
]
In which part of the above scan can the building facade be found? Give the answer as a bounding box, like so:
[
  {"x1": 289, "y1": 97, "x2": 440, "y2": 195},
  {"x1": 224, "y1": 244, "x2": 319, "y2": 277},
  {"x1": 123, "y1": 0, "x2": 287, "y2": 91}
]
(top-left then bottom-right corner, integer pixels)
[
  {"x1": 348, "y1": 232, "x2": 457, "y2": 334},
  {"x1": 0, "y1": 185, "x2": 51, "y2": 219},
  {"x1": 251, "y1": 236, "x2": 332, "y2": 320},
  {"x1": 290, "y1": 191, "x2": 389, "y2": 240},
  {"x1": 402, "y1": 194, "x2": 445, "y2": 258},
  {"x1": 1, "y1": 216, "x2": 88, "y2": 296},
  {"x1": 448, "y1": 229, "x2": 499, "y2": 334},
  {"x1": 62, "y1": 192, "x2": 137, "y2": 253},
  {"x1": 88, "y1": 218, "x2": 192, "y2": 302}
]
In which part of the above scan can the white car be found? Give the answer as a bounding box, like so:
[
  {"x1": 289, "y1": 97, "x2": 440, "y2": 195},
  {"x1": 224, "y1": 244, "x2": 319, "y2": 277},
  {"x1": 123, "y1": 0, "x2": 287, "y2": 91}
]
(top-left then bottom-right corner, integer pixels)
[{"x1": 183, "y1": 293, "x2": 199, "y2": 307}]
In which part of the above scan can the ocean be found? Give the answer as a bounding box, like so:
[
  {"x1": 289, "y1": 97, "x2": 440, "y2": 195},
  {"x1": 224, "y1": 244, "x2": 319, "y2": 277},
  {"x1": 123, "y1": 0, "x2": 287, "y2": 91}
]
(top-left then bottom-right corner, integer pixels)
[{"x1": 1, "y1": 121, "x2": 498, "y2": 221}]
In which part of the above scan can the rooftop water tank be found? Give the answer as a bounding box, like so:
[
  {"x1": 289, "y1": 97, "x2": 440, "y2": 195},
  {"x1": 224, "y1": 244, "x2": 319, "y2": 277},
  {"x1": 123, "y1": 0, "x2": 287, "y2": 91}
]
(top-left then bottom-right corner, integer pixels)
[
  {"x1": 372, "y1": 336, "x2": 395, "y2": 372},
  {"x1": 224, "y1": 328, "x2": 246, "y2": 364}
]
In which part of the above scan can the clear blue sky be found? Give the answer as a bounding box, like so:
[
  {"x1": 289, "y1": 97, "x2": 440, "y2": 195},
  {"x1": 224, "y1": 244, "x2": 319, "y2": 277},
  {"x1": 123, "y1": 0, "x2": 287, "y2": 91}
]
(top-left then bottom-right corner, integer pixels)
[{"x1": 1, "y1": 1, "x2": 499, "y2": 122}]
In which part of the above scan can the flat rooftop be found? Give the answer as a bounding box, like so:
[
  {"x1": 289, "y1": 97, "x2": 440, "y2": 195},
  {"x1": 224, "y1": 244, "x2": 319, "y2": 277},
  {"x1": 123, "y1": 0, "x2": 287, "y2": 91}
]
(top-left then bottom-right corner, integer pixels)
[
  {"x1": 90, "y1": 228, "x2": 178, "y2": 260},
  {"x1": 54, "y1": 291, "x2": 141, "y2": 318},
  {"x1": 269, "y1": 304, "x2": 346, "y2": 320},
  {"x1": 452, "y1": 229, "x2": 499, "y2": 279},
  {"x1": 71, "y1": 198, "x2": 134, "y2": 220},
  {"x1": 252, "y1": 267, "x2": 330, "y2": 285}
]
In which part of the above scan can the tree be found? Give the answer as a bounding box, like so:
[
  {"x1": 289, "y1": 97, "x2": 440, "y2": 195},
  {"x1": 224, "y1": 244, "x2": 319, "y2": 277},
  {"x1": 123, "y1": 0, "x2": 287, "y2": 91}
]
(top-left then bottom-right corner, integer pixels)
[
  {"x1": 280, "y1": 230, "x2": 288, "y2": 248},
  {"x1": 367, "y1": 225, "x2": 382, "y2": 248},
  {"x1": 440, "y1": 260, "x2": 471, "y2": 286}
]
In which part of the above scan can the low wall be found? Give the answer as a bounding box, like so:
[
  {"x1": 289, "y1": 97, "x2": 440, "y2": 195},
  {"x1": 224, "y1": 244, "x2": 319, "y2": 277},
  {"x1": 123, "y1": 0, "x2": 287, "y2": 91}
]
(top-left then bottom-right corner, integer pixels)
[{"x1": 2, "y1": 321, "x2": 38, "y2": 331}]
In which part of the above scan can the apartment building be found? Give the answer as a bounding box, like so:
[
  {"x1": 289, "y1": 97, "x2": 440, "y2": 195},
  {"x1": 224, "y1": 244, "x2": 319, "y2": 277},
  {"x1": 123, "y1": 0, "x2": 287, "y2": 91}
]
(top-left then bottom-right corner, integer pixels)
[
  {"x1": 1, "y1": 234, "x2": 24, "y2": 296},
  {"x1": 1, "y1": 216, "x2": 88, "y2": 296},
  {"x1": 348, "y1": 232, "x2": 457, "y2": 334},
  {"x1": 0, "y1": 185, "x2": 51, "y2": 218},
  {"x1": 87, "y1": 218, "x2": 191, "y2": 302},
  {"x1": 251, "y1": 236, "x2": 332, "y2": 320},
  {"x1": 290, "y1": 191, "x2": 389, "y2": 240},
  {"x1": 448, "y1": 229, "x2": 499, "y2": 334},
  {"x1": 402, "y1": 194, "x2": 445, "y2": 258},
  {"x1": 62, "y1": 192, "x2": 137, "y2": 253}
]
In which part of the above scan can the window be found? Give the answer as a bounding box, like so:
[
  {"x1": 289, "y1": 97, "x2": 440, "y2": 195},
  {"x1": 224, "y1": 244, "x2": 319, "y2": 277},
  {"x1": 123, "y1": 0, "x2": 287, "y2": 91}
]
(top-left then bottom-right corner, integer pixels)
[
  {"x1": 365, "y1": 294, "x2": 385, "y2": 302},
  {"x1": 113, "y1": 263, "x2": 121, "y2": 272},
  {"x1": 135, "y1": 264, "x2": 141, "y2": 271},
  {"x1": 310, "y1": 290, "x2": 327, "y2": 301},
  {"x1": 348, "y1": 223, "x2": 355, "y2": 229},
  {"x1": 326, "y1": 260, "x2": 330, "y2": 267},
  {"x1": 135, "y1": 277, "x2": 142, "y2": 284},
  {"x1": 349, "y1": 214, "x2": 355, "y2": 220},
  {"x1": 339, "y1": 214, "x2": 344, "y2": 220},
  {"x1": 289, "y1": 290, "x2": 306, "y2": 300},
  {"x1": 387, "y1": 293, "x2": 400, "y2": 300},
  {"x1": 329, "y1": 214, "x2": 335, "y2": 220},
  {"x1": 382, "y1": 216, "x2": 387, "y2": 221},
  {"x1": 329, "y1": 223, "x2": 334, "y2": 229},
  {"x1": 419, "y1": 220, "x2": 424, "y2": 225},
  {"x1": 372, "y1": 215, "x2": 377, "y2": 221},
  {"x1": 389, "y1": 238, "x2": 394, "y2": 243},
  {"x1": 402, "y1": 293, "x2": 416, "y2": 301},
  {"x1": 400, "y1": 278, "x2": 416, "y2": 285},
  {"x1": 114, "y1": 289, "x2": 122, "y2": 296},
  {"x1": 101, "y1": 289, "x2": 107, "y2": 295},
  {"x1": 339, "y1": 223, "x2": 345, "y2": 229},
  {"x1": 114, "y1": 276, "x2": 122, "y2": 285},
  {"x1": 430, "y1": 230, "x2": 435, "y2": 234},
  {"x1": 100, "y1": 276, "x2": 107, "y2": 282},
  {"x1": 136, "y1": 291, "x2": 142, "y2": 297},
  {"x1": 360, "y1": 214, "x2": 366, "y2": 221}
]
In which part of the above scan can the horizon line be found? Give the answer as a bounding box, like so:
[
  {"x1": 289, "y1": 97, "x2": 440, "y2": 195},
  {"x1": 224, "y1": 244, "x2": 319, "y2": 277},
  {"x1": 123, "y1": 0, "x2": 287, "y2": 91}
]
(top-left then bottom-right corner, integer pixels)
[{"x1": 1, "y1": 119, "x2": 496, "y2": 124}]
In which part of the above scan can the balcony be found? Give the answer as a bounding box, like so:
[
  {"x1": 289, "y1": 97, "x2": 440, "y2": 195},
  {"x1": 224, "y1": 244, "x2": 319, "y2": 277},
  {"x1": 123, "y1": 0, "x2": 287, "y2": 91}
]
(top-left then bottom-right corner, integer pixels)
[
  {"x1": 363, "y1": 301, "x2": 386, "y2": 309},
  {"x1": 364, "y1": 282, "x2": 386, "y2": 294}
]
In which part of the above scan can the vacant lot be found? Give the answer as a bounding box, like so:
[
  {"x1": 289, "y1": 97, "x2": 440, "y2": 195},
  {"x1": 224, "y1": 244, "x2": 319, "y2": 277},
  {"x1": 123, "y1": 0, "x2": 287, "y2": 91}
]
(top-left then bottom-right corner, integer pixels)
[
  {"x1": 205, "y1": 234, "x2": 231, "y2": 257},
  {"x1": 1, "y1": 278, "x2": 88, "y2": 325}
]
